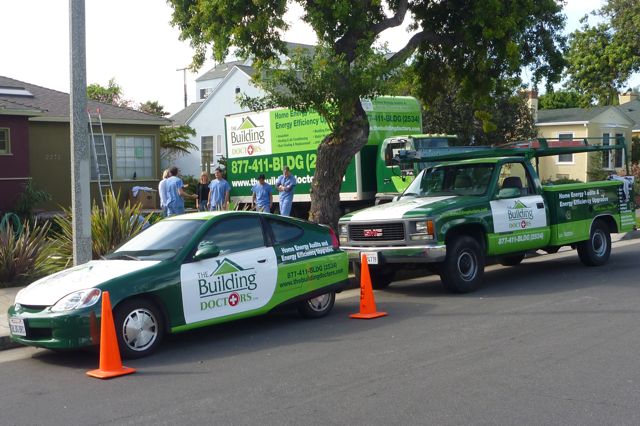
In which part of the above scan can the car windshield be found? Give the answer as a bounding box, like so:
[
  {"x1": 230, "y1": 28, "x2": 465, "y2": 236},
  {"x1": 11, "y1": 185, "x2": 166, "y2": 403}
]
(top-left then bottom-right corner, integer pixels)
[
  {"x1": 106, "y1": 219, "x2": 206, "y2": 261},
  {"x1": 401, "y1": 163, "x2": 495, "y2": 198}
]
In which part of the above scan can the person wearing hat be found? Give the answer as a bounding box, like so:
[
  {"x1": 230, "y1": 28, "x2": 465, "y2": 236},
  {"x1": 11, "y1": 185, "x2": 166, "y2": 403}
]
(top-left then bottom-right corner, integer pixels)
[{"x1": 252, "y1": 174, "x2": 273, "y2": 213}]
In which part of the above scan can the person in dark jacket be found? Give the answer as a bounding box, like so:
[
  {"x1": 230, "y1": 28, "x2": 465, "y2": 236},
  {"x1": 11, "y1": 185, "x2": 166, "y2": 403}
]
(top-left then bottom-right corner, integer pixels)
[{"x1": 196, "y1": 171, "x2": 211, "y2": 212}]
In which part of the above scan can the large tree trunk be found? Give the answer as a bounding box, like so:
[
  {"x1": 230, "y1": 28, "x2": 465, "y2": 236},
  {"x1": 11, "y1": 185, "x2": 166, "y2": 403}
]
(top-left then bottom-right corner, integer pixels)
[{"x1": 309, "y1": 101, "x2": 369, "y2": 230}]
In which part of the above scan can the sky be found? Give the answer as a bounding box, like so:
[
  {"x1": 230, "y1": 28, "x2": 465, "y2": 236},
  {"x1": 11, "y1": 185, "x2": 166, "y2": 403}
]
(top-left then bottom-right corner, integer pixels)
[{"x1": 0, "y1": 0, "x2": 632, "y2": 116}]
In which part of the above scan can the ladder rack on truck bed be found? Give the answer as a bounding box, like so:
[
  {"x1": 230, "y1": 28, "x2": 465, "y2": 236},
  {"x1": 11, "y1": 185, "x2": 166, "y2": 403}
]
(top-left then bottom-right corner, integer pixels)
[{"x1": 396, "y1": 137, "x2": 629, "y2": 174}]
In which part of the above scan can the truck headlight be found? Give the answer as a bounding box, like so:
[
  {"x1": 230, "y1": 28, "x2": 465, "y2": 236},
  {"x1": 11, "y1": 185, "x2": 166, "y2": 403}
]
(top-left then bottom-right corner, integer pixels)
[
  {"x1": 411, "y1": 220, "x2": 435, "y2": 240},
  {"x1": 51, "y1": 288, "x2": 102, "y2": 312},
  {"x1": 339, "y1": 224, "x2": 349, "y2": 243}
]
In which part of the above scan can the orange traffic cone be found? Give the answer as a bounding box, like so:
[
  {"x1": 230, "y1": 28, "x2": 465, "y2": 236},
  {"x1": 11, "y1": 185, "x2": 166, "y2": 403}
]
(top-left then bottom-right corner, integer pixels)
[
  {"x1": 87, "y1": 291, "x2": 136, "y2": 379},
  {"x1": 350, "y1": 254, "x2": 387, "y2": 319}
]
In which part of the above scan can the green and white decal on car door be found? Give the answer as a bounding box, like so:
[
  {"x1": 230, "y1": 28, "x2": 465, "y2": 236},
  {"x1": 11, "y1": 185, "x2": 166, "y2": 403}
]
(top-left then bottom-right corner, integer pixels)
[
  {"x1": 488, "y1": 195, "x2": 551, "y2": 255},
  {"x1": 180, "y1": 247, "x2": 278, "y2": 324}
]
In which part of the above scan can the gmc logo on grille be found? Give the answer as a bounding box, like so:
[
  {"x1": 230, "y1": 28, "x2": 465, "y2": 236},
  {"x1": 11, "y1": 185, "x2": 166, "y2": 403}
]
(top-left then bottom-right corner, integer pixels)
[{"x1": 363, "y1": 228, "x2": 383, "y2": 237}]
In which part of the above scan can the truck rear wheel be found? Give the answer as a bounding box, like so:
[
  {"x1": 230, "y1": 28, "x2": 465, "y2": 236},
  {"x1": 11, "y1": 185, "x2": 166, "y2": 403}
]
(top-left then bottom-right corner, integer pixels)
[
  {"x1": 352, "y1": 262, "x2": 395, "y2": 289},
  {"x1": 577, "y1": 219, "x2": 611, "y2": 266},
  {"x1": 441, "y1": 236, "x2": 484, "y2": 293}
]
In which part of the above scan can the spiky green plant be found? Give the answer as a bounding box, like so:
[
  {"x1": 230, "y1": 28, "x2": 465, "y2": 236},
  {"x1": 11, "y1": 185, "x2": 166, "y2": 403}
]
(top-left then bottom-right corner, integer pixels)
[
  {"x1": 0, "y1": 220, "x2": 55, "y2": 286},
  {"x1": 49, "y1": 190, "x2": 152, "y2": 270}
]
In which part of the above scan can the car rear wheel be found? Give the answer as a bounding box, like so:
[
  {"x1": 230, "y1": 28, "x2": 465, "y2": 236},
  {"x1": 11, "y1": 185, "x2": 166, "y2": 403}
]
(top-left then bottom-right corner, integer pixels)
[
  {"x1": 577, "y1": 220, "x2": 611, "y2": 266},
  {"x1": 297, "y1": 292, "x2": 335, "y2": 319},
  {"x1": 114, "y1": 298, "x2": 164, "y2": 359}
]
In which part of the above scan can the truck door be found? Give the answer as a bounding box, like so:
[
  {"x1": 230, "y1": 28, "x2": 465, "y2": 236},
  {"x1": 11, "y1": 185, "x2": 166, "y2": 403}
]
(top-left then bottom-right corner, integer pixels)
[{"x1": 488, "y1": 161, "x2": 551, "y2": 255}]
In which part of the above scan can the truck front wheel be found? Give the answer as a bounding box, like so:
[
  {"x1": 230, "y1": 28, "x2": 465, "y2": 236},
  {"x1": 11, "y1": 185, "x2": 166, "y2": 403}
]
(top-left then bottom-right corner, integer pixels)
[
  {"x1": 441, "y1": 236, "x2": 485, "y2": 293},
  {"x1": 577, "y1": 220, "x2": 611, "y2": 266}
]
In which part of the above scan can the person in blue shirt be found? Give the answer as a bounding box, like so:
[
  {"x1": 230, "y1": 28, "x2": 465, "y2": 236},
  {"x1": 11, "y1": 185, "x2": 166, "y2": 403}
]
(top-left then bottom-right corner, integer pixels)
[
  {"x1": 251, "y1": 174, "x2": 273, "y2": 212},
  {"x1": 276, "y1": 166, "x2": 296, "y2": 216},
  {"x1": 165, "y1": 166, "x2": 196, "y2": 216},
  {"x1": 208, "y1": 168, "x2": 231, "y2": 211}
]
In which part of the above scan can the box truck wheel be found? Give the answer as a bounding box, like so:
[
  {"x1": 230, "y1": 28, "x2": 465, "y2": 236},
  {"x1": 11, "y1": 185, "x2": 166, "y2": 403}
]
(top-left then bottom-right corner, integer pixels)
[
  {"x1": 577, "y1": 219, "x2": 611, "y2": 266},
  {"x1": 441, "y1": 236, "x2": 484, "y2": 293}
]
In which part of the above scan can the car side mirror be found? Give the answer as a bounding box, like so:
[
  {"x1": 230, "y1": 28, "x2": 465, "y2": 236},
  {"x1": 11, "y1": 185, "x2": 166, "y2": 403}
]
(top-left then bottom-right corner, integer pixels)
[
  {"x1": 193, "y1": 243, "x2": 220, "y2": 261},
  {"x1": 497, "y1": 187, "x2": 521, "y2": 199}
]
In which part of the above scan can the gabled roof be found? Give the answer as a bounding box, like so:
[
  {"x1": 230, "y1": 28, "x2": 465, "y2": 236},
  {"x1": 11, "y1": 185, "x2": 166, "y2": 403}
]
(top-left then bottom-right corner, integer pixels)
[
  {"x1": 0, "y1": 76, "x2": 170, "y2": 125},
  {"x1": 180, "y1": 65, "x2": 257, "y2": 126},
  {"x1": 195, "y1": 61, "x2": 246, "y2": 82},
  {"x1": 0, "y1": 97, "x2": 43, "y2": 117},
  {"x1": 536, "y1": 106, "x2": 610, "y2": 124},
  {"x1": 170, "y1": 101, "x2": 203, "y2": 126},
  {"x1": 617, "y1": 99, "x2": 640, "y2": 131}
]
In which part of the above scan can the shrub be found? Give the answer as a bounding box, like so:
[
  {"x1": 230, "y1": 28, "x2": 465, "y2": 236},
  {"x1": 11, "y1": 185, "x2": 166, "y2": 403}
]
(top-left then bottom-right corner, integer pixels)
[
  {"x1": 12, "y1": 180, "x2": 51, "y2": 220},
  {"x1": 49, "y1": 190, "x2": 152, "y2": 270},
  {"x1": 0, "y1": 220, "x2": 54, "y2": 286}
]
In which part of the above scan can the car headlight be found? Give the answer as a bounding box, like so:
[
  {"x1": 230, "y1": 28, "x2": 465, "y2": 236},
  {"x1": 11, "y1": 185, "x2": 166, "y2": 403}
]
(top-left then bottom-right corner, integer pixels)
[
  {"x1": 339, "y1": 224, "x2": 348, "y2": 235},
  {"x1": 51, "y1": 288, "x2": 102, "y2": 312},
  {"x1": 339, "y1": 224, "x2": 349, "y2": 243}
]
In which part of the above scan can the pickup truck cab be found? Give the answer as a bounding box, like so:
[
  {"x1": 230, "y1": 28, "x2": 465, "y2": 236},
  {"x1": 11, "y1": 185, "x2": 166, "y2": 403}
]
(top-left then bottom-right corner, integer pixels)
[{"x1": 339, "y1": 139, "x2": 636, "y2": 293}]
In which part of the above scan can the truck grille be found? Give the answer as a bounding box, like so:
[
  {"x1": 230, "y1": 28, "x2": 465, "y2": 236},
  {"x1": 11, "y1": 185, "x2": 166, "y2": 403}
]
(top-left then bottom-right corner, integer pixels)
[{"x1": 349, "y1": 223, "x2": 405, "y2": 242}]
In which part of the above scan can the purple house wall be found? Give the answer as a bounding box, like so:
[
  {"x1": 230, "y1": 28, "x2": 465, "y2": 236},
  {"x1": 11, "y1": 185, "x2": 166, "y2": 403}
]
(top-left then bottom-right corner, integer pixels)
[{"x1": 0, "y1": 115, "x2": 30, "y2": 212}]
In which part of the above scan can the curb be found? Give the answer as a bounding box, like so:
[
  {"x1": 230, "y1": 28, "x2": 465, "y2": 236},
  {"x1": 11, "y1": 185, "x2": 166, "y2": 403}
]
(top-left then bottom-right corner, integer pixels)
[{"x1": 0, "y1": 335, "x2": 21, "y2": 351}]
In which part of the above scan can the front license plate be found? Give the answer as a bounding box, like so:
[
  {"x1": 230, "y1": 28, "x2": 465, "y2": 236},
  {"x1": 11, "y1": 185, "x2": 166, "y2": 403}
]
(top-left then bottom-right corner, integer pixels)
[
  {"x1": 9, "y1": 318, "x2": 26, "y2": 337},
  {"x1": 362, "y1": 252, "x2": 379, "y2": 265}
]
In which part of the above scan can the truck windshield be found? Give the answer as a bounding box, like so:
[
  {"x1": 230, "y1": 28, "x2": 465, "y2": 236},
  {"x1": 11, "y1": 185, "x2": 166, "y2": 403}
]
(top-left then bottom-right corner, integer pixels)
[{"x1": 401, "y1": 163, "x2": 495, "y2": 198}]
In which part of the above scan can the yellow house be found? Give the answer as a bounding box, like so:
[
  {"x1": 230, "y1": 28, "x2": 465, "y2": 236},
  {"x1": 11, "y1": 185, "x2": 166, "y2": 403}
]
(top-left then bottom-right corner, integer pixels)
[{"x1": 533, "y1": 94, "x2": 635, "y2": 183}]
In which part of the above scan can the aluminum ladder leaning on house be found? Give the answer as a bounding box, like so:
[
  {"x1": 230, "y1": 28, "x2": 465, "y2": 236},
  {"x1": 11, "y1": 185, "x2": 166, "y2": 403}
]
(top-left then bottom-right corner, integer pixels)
[{"x1": 87, "y1": 108, "x2": 113, "y2": 207}]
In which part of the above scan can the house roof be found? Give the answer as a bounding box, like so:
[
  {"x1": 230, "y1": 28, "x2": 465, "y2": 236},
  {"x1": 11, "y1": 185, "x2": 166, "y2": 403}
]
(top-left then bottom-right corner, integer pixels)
[
  {"x1": 195, "y1": 61, "x2": 246, "y2": 82},
  {"x1": 617, "y1": 99, "x2": 640, "y2": 131},
  {"x1": 0, "y1": 97, "x2": 43, "y2": 116},
  {"x1": 536, "y1": 106, "x2": 610, "y2": 124},
  {"x1": 170, "y1": 101, "x2": 203, "y2": 126},
  {"x1": 0, "y1": 76, "x2": 171, "y2": 125}
]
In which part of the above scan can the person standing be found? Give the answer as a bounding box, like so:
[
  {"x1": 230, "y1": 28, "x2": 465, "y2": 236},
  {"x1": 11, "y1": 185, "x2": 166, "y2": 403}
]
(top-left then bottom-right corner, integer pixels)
[
  {"x1": 276, "y1": 166, "x2": 296, "y2": 216},
  {"x1": 251, "y1": 174, "x2": 273, "y2": 212},
  {"x1": 165, "y1": 166, "x2": 196, "y2": 216},
  {"x1": 196, "y1": 171, "x2": 211, "y2": 212},
  {"x1": 158, "y1": 169, "x2": 170, "y2": 217},
  {"x1": 208, "y1": 168, "x2": 231, "y2": 211}
]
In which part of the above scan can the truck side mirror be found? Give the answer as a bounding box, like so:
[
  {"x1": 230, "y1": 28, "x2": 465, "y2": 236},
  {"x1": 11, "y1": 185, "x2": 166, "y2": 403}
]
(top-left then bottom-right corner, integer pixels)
[{"x1": 497, "y1": 188, "x2": 521, "y2": 199}]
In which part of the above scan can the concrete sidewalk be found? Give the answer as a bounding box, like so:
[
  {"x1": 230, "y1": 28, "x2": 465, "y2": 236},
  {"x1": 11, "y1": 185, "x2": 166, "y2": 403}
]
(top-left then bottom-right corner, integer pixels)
[{"x1": 2, "y1": 229, "x2": 639, "y2": 352}]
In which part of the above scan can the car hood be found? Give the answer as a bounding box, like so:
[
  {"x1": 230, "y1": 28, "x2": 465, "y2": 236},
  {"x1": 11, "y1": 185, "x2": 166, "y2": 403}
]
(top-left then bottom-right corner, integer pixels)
[
  {"x1": 342, "y1": 196, "x2": 455, "y2": 222},
  {"x1": 15, "y1": 260, "x2": 160, "y2": 306}
]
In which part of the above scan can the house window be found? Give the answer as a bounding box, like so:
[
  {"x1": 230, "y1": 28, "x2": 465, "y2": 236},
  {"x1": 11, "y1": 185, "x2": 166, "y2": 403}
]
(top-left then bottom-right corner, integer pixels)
[
  {"x1": 557, "y1": 133, "x2": 573, "y2": 163},
  {"x1": 216, "y1": 135, "x2": 223, "y2": 157},
  {"x1": 199, "y1": 88, "x2": 212, "y2": 100},
  {"x1": 602, "y1": 133, "x2": 624, "y2": 169},
  {"x1": 201, "y1": 136, "x2": 214, "y2": 173},
  {"x1": 0, "y1": 128, "x2": 10, "y2": 154},
  {"x1": 114, "y1": 135, "x2": 154, "y2": 179}
]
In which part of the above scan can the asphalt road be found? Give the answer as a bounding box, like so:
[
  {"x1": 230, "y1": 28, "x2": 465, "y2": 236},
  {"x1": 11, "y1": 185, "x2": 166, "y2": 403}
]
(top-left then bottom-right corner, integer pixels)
[{"x1": 2, "y1": 240, "x2": 640, "y2": 425}]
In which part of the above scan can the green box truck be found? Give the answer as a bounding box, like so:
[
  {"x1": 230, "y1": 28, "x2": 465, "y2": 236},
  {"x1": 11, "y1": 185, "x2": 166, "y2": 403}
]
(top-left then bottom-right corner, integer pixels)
[{"x1": 224, "y1": 96, "x2": 426, "y2": 215}]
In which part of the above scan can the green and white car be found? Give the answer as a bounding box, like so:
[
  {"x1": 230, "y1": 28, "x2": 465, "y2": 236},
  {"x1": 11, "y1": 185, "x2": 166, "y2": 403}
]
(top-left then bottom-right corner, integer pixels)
[{"x1": 8, "y1": 211, "x2": 348, "y2": 358}]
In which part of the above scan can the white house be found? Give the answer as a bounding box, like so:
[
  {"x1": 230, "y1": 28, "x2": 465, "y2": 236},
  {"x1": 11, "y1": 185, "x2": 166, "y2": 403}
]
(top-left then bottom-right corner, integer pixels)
[{"x1": 169, "y1": 43, "x2": 315, "y2": 177}]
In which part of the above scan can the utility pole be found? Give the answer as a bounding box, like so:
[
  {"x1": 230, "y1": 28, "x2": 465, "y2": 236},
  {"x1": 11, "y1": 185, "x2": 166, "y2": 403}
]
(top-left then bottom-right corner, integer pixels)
[
  {"x1": 69, "y1": 0, "x2": 92, "y2": 264},
  {"x1": 177, "y1": 67, "x2": 188, "y2": 108}
]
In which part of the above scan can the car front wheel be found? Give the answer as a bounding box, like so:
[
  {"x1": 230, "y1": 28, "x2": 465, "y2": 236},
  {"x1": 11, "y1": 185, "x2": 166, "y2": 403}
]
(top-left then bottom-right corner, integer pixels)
[
  {"x1": 297, "y1": 292, "x2": 335, "y2": 319},
  {"x1": 441, "y1": 236, "x2": 485, "y2": 293},
  {"x1": 114, "y1": 298, "x2": 164, "y2": 359}
]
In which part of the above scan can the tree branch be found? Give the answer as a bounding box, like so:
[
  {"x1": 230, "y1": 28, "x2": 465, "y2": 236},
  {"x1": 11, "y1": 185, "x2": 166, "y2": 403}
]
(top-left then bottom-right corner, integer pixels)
[
  {"x1": 371, "y1": 0, "x2": 409, "y2": 36},
  {"x1": 385, "y1": 29, "x2": 451, "y2": 69}
]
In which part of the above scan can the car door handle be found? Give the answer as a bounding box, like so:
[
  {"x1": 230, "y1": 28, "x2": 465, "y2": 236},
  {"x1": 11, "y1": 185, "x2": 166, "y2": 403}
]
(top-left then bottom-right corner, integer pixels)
[
  {"x1": 257, "y1": 259, "x2": 267, "y2": 263},
  {"x1": 537, "y1": 202, "x2": 544, "y2": 209}
]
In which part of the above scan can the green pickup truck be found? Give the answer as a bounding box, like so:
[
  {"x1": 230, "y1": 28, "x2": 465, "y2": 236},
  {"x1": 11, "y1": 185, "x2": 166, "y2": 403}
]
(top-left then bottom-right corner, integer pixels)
[{"x1": 338, "y1": 138, "x2": 636, "y2": 293}]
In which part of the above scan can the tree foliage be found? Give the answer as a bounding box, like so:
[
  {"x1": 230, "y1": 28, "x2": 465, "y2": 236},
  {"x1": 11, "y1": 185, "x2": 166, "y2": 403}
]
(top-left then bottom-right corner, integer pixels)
[
  {"x1": 169, "y1": 0, "x2": 566, "y2": 228},
  {"x1": 86, "y1": 78, "x2": 132, "y2": 108},
  {"x1": 139, "y1": 100, "x2": 170, "y2": 117},
  {"x1": 565, "y1": 0, "x2": 640, "y2": 106},
  {"x1": 160, "y1": 125, "x2": 198, "y2": 161},
  {"x1": 538, "y1": 90, "x2": 581, "y2": 109}
]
